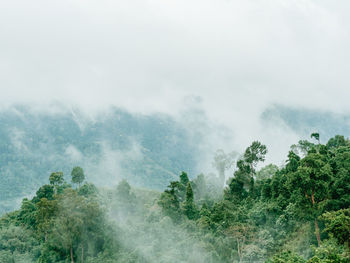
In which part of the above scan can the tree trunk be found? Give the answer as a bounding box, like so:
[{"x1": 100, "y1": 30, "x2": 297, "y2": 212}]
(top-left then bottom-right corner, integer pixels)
[
  {"x1": 311, "y1": 191, "x2": 316, "y2": 206},
  {"x1": 45, "y1": 231, "x2": 47, "y2": 242},
  {"x1": 70, "y1": 246, "x2": 74, "y2": 263},
  {"x1": 81, "y1": 245, "x2": 84, "y2": 263}
]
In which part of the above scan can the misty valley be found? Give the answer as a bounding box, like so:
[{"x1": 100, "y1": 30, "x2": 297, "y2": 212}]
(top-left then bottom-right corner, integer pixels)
[
  {"x1": 2, "y1": 0, "x2": 350, "y2": 262},
  {"x1": 0, "y1": 110, "x2": 349, "y2": 262}
]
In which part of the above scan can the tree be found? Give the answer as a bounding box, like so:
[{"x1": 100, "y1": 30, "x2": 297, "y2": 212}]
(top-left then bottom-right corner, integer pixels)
[
  {"x1": 182, "y1": 183, "x2": 198, "y2": 220},
  {"x1": 269, "y1": 251, "x2": 306, "y2": 263},
  {"x1": 287, "y1": 152, "x2": 332, "y2": 246},
  {"x1": 213, "y1": 149, "x2": 238, "y2": 187},
  {"x1": 322, "y1": 208, "x2": 350, "y2": 247},
  {"x1": 33, "y1": 184, "x2": 54, "y2": 202},
  {"x1": 243, "y1": 141, "x2": 267, "y2": 178},
  {"x1": 326, "y1": 145, "x2": 350, "y2": 211},
  {"x1": 71, "y1": 166, "x2": 85, "y2": 187},
  {"x1": 255, "y1": 164, "x2": 278, "y2": 181},
  {"x1": 177, "y1": 172, "x2": 190, "y2": 202},
  {"x1": 225, "y1": 224, "x2": 254, "y2": 263},
  {"x1": 291, "y1": 140, "x2": 315, "y2": 156},
  {"x1": 191, "y1": 173, "x2": 207, "y2": 202},
  {"x1": 326, "y1": 135, "x2": 348, "y2": 149},
  {"x1": 180, "y1": 171, "x2": 189, "y2": 186},
  {"x1": 49, "y1": 172, "x2": 64, "y2": 186},
  {"x1": 48, "y1": 188, "x2": 104, "y2": 263},
  {"x1": 36, "y1": 198, "x2": 57, "y2": 242},
  {"x1": 158, "y1": 190, "x2": 181, "y2": 222},
  {"x1": 49, "y1": 189, "x2": 84, "y2": 263},
  {"x1": 78, "y1": 183, "x2": 98, "y2": 198},
  {"x1": 311, "y1": 133, "x2": 320, "y2": 144},
  {"x1": 113, "y1": 180, "x2": 137, "y2": 219},
  {"x1": 158, "y1": 179, "x2": 183, "y2": 222},
  {"x1": 16, "y1": 198, "x2": 37, "y2": 229},
  {"x1": 225, "y1": 177, "x2": 248, "y2": 201}
]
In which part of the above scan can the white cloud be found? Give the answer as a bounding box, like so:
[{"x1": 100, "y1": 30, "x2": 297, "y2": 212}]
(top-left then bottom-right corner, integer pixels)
[{"x1": 1, "y1": 0, "x2": 349, "y2": 164}]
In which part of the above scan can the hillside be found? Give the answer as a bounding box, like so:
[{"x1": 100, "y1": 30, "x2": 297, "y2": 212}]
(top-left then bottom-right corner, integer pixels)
[
  {"x1": 0, "y1": 135, "x2": 349, "y2": 262},
  {"x1": 0, "y1": 105, "x2": 201, "y2": 214}
]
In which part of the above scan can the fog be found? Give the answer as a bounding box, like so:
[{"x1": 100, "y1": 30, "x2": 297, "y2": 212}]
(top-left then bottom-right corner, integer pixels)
[
  {"x1": 1, "y1": 2, "x2": 350, "y2": 262},
  {"x1": 1, "y1": 1, "x2": 350, "y2": 162}
]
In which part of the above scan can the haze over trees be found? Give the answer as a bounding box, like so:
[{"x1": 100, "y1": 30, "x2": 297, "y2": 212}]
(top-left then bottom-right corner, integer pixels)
[
  {"x1": 0, "y1": 106, "x2": 202, "y2": 214},
  {"x1": 1, "y1": 133, "x2": 349, "y2": 262}
]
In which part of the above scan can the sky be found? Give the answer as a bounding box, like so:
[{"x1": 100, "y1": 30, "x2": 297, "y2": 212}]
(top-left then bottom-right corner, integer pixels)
[{"x1": 1, "y1": 0, "x2": 350, "y2": 164}]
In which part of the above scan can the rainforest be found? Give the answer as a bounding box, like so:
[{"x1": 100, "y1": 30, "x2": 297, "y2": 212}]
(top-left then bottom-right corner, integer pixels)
[
  {"x1": 2, "y1": 0, "x2": 350, "y2": 262},
  {"x1": 1, "y1": 133, "x2": 349, "y2": 262}
]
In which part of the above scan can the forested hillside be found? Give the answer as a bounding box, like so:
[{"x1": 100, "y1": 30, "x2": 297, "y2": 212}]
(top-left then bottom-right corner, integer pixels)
[
  {"x1": 2, "y1": 104, "x2": 350, "y2": 215},
  {"x1": 1, "y1": 134, "x2": 349, "y2": 262},
  {"x1": 262, "y1": 105, "x2": 350, "y2": 138},
  {"x1": 0, "y1": 105, "x2": 201, "y2": 214}
]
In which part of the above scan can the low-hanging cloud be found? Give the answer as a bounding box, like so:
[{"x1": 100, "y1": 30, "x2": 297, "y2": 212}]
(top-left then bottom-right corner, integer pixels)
[{"x1": 1, "y1": 0, "x2": 350, "y2": 164}]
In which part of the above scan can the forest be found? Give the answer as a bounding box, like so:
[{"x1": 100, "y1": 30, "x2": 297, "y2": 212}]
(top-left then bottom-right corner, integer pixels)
[
  {"x1": 0, "y1": 133, "x2": 349, "y2": 263},
  {"x1": 0, "y1": 106, "x2": 201, "y2": 214}
]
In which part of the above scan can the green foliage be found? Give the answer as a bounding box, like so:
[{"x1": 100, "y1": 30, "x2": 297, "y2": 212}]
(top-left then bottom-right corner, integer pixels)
[
  {"x1": 49, "y1": 172, "x2": 64, "y2": 186},
  {"x1": 268, "y1": 251, "x2": 306, "y2": 263},
  {"x1": 33, "y1": 185, "x2": 54, "y2": 203},
  {"x1": 0, "y1": 106, "x2": 201, "y2": 214},
  {"x1": 307, "y1": 240, "x2": 349, "y2": 263},
  {"x1": 71, "y1": 166, "x2": 85, "y2": 186},
  {"x1": 212, "y1": 149, "x2": 237, "y2": 186},
  {"x1": 182, "y1": 183, "x2": 198, "y2": 220},
  {"x1": 256, "y1": 164, "x2": 279, "y2": 181},
  {"x1": 326, "y1": 135, "x2": 348, "y2": 149},
  {"x1": 321, "y1": 209, "x2": 350, "y2": 247},
  {"x1": 35, "y1": 198, "x2": 57, "y2": 241},
  {"x1": 180, "y1": 171, "x2": 190, "y2": 187},
  {"x1": 244, "y1": 141, "x2": 268, "y2": 165},
  {"x1": 311, "y1": 133, "x2": 320, "y2": 143},
  {"x1": 2, "y1": 135, "x2": 350, "y2": 263},
  {"x1": 78, "y1": 182, "x2": 98, "y2": 197}
]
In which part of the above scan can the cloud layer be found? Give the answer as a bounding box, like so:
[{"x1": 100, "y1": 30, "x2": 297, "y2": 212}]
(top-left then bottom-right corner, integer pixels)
[{"x1": 1, "y1": 0, "x2": 350, "y2": 163}]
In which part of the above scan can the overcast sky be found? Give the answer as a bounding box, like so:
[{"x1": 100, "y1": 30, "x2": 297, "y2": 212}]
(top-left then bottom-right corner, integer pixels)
[{"x1": 1, "y1": 0, "x2": 350, "y2": 163}]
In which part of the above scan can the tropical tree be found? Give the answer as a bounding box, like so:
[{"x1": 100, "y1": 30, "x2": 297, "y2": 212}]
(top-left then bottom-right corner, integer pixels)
[
  {"x1": 287, "y1": 151, "x2": 332, "y2": 246},
  {"x1": 182, "y1": 182, "x2": 198, "y2": 220},
  {"x1": 243, "y1": 141, "x2": 267, "y2": 178},
  {"x1": 49, "y1": 172, "x2": 64, "y2": 194},
  {"x1": 35, "y1": 198, "x2": 57, "y2": 242},
  {"x1": 213, "y1": 149, "x2": 238, "y2": 187},
  {"x1": 71, "y1": 166, "x2": 85, "y2": 187},
  {"x1": 322, "y1": 208, "x2": 350, "y2": 247}
]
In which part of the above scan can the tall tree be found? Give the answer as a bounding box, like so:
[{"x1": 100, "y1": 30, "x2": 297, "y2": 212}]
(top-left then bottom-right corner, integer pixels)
[
  {"x1": 213, "y1": 150, "x2": 237, "y2": 187},
  {"x1": 180, "y1": 171, "x2": 189, "y2": 186},
  {"x1": 49, "y1": 172, "x2": 64, "y2": 194},
  {"x1": 36, "y1": 198, "x2": 57, "y2": 242},
  {"x1": 243, "y1": 141, "x2": 267, "y2": 178},
  {"x1": 50, "y1": 189, "x2": 84, "y2": 263},
  {"x1": 311, "y1": 132, "x2": 320, "y2": 144},
  {"x1": 287, "y1": 152, "x2": 332, "y2": 246},
  {"x1": 182, "y1": 182, "x2": 198, "y2": 220},
  {"x1": 322, "y1": 208, "x2": 350, "y2": 248},
  {"x1": 71, "y1": 167, "x2": 85, "y2": 188}
]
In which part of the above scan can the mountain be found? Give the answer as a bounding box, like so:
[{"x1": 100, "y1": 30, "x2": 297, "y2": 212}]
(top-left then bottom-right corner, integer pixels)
[
  {"x1": 0, "y1": 105, "x2": 202, "y2": 214},
  {"x1": 261, "y1": 105, "x2": 350, "y2": 141}
]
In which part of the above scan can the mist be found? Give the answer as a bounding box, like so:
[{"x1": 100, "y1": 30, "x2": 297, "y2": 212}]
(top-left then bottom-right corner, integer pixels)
[
  {"x1": 1, "y1": 1, "x2": 350, "y2": 154},
  {"x1": 1, "y1": 1, "x2": 350, "y2": 262}
]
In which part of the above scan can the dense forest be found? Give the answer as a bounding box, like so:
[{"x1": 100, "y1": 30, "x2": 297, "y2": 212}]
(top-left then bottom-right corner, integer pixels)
[
  {"x1": 3, "y1": 104, "x2": 350, "y2": 216},
  {"x1": 1, "y1": 133, "x2": 349, "y2": 262},
  {"x1": 0, "y1": 105, "x2": 203, "y2": 214}
]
